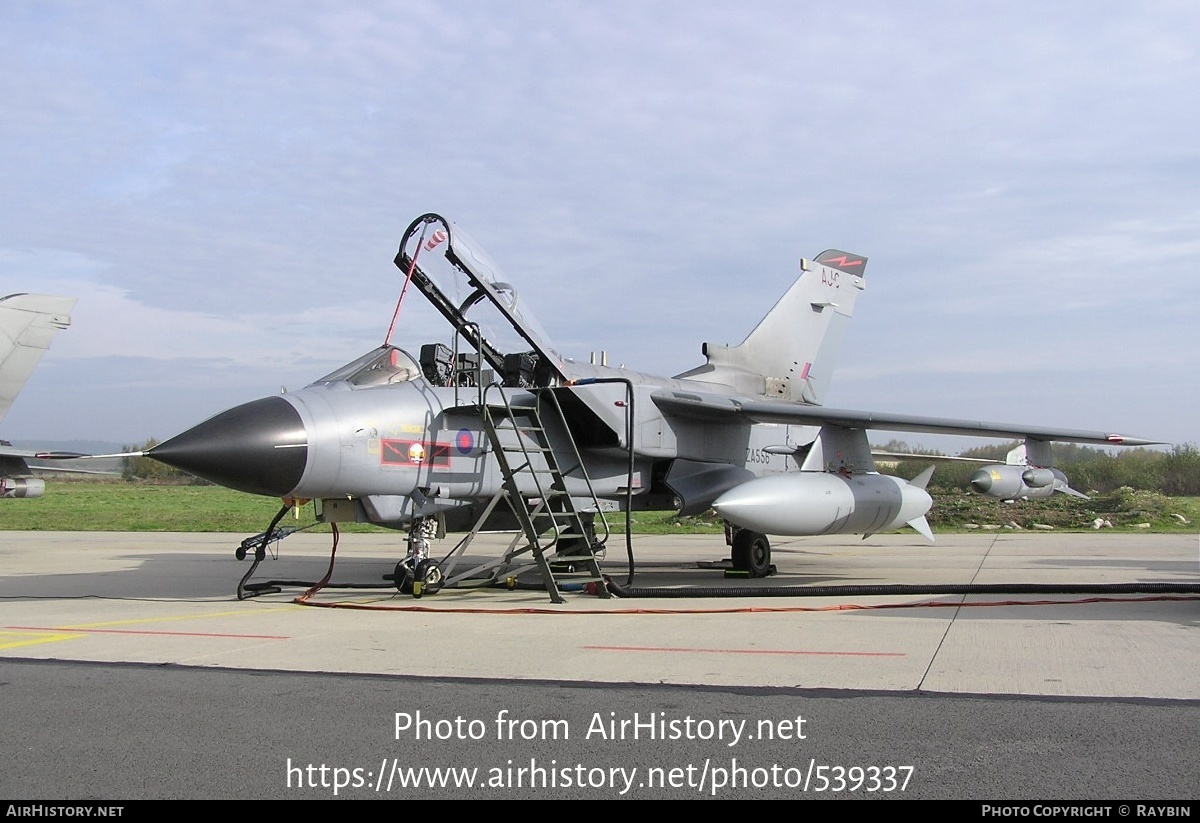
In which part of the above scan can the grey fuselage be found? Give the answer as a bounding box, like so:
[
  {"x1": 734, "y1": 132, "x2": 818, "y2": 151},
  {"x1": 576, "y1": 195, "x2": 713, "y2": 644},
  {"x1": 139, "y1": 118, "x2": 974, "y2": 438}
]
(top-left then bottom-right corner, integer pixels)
[{"x1": 276, "y1": 352, "x2": 815, "y2": 527}]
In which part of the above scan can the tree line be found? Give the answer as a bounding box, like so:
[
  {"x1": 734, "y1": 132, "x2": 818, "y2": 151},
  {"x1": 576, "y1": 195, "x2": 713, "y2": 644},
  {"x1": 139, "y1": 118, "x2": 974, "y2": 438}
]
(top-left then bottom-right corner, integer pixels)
[{"x1": 882, "y1": 440, "x2": 1200, "y2": 496}]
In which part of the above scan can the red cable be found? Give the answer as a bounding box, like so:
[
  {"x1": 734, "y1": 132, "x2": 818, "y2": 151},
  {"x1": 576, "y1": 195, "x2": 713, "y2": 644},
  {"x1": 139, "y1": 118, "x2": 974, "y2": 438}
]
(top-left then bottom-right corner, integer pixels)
[{"x1": 383, "y1": 225, "x2": 428, "y2": 347}]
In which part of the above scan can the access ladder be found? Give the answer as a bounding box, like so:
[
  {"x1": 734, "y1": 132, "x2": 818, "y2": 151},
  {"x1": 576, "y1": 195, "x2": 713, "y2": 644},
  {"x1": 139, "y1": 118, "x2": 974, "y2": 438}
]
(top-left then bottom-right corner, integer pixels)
[{"x1": 480, "y1": 384, "x2": 611, "y2": 603}]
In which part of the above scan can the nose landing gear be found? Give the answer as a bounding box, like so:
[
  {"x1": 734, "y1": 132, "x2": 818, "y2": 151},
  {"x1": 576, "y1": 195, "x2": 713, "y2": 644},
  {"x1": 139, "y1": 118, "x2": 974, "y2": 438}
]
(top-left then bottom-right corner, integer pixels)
[{"x1": 393, "y1": 516, "x2": 444, "y2": 598}]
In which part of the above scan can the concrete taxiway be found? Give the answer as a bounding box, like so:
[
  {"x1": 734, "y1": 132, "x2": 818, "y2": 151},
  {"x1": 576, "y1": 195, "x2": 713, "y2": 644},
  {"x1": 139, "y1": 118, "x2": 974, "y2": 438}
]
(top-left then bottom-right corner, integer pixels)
[
  {"x1": 2, "y1": 529, "x2": 1198, "y2": 799},
  {"x1": 2, "y1": 530, "x2": 1198, "y2": 696}
]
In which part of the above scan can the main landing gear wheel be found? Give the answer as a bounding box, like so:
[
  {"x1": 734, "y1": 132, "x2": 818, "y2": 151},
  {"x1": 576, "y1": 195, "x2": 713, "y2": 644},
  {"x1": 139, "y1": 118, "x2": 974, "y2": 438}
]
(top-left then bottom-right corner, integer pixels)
[
  {"x1": 412, "y1": 559, "x2": 443, "y2": 599},
  {"x1": 731, "y1": 530, "x2": 773, "y2": 578},
  {"x1": 555, "y1": 516, "x2": 600, "y2": 558}
]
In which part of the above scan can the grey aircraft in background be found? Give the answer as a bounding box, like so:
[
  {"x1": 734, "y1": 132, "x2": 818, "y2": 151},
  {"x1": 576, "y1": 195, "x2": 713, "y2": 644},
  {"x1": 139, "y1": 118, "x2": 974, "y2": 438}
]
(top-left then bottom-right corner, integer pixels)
[
  {"x1": 145, "y1": 213, "x2": 1158, "y2": 600},
  {"x1": 0, "y1": 293, "x2": 77, "y2": 499}
]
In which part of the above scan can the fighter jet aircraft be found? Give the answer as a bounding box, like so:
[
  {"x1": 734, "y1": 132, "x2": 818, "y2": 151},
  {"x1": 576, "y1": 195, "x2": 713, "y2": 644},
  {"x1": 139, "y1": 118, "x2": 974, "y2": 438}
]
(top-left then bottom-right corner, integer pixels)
[
  {"x1": 0, "y1": 293, "x2": 78, "y2": 498},
  {"x1": 147, "y1": 213, "x2": 1157, "y2": 600}
]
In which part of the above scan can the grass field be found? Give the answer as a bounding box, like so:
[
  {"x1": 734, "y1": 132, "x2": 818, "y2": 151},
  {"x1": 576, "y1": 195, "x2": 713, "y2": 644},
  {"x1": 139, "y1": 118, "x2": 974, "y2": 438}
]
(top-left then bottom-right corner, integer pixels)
[
  {"x1": 5, "y1": 477, "x2": 1198, "y2": 534},
  {"x1": 2, "y1": 478, "x2": 725, "y2": 535}
]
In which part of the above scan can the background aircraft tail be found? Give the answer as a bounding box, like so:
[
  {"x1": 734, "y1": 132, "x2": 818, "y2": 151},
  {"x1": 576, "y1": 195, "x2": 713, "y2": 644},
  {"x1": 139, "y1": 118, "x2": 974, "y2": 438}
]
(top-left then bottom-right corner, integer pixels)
[
  {"x1": 0, "y1": 293, "x2": 76, "y2": 425},
  {"x1": 675, "y1": 250, "x2": 867, "y2": 404}
]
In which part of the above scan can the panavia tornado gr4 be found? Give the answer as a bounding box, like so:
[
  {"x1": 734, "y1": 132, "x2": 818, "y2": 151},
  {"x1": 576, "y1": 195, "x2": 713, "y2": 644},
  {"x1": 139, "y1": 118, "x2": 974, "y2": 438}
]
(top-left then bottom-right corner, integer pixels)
[{"x1": 147, "y1": 213, "x2": 1158, "y2": 600}]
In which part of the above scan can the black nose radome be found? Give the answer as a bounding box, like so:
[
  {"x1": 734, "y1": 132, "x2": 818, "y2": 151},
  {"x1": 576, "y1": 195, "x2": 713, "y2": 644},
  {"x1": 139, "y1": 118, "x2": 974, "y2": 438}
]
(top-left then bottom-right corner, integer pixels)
[{"x1": 150, "y1": 396, "x2": 308, "y2": 497}]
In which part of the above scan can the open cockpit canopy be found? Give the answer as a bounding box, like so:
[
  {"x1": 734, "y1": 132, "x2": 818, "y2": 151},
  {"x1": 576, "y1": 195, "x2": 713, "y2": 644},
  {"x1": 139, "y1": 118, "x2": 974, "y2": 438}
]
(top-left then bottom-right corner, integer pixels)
[{"x1": 394, "y1": 213, "x2": 566, "y2": 388}]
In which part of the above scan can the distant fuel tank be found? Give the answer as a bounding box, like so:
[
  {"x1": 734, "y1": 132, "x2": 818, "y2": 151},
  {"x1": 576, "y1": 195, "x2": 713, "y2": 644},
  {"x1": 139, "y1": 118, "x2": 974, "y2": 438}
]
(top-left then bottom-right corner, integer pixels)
[
  {"x1": 969, "y1": 464, "x2": 1067, "y2": 501},
  {"x1": 0, "y1": 477, "x2": 45, "y2": 498},
  {"x1": 712, "y1": 471, "x2": 932, "y2": 538}
]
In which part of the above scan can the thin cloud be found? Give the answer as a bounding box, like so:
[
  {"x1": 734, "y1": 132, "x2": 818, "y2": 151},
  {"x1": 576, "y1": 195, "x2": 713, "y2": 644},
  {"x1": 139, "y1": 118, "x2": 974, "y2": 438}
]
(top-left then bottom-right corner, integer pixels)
[{"x1": 0, "y1": 2, "x2": 1196, "y2": 444}]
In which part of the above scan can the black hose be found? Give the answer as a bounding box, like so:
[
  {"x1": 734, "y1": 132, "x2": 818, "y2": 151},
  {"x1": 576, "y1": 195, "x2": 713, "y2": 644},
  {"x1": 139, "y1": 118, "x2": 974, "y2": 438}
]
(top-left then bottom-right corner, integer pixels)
[{"x1": 602, "y1": 579, "x2": 1200, "y2": 598}]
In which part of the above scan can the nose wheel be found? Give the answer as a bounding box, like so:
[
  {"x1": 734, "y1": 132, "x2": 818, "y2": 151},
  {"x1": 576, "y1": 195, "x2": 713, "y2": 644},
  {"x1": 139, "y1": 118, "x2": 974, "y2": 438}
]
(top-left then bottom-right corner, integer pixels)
[
  {"x1": 393, "y1": 558, "x2": 444, "y2": 598},
  {"x1": 412, "y1": 559, "x2": 443, "y2": 598},
  {"x1": 393, "y1": 559, "x2": 414, "y2": 594}
]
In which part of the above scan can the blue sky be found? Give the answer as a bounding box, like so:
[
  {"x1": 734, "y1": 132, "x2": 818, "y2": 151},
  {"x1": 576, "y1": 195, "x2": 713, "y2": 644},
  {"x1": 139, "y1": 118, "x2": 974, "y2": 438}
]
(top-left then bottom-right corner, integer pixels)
[{"x1": 2, "y1": 1, "x2": 1196, "y2": 450}]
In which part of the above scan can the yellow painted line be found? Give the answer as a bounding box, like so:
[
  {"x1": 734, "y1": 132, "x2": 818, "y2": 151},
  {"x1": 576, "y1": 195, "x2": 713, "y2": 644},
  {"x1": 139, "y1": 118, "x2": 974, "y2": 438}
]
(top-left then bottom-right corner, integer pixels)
[
  {"x1": 0, "y1": 630, "x2": 85, "y2": 650},
  {"x1": 3, "y1": 606, "x2": 302, "y2": 642},
  {"x1": 41, "y1": 606, "x2": 299, "y2": 632}
]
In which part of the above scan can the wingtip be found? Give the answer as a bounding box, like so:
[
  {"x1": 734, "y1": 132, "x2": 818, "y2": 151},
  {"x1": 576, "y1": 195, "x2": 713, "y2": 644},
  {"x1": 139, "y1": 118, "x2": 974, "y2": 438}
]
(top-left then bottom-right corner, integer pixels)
[{"x1": 1105, "y1": 435, "x2": 1165, "y2": 447}]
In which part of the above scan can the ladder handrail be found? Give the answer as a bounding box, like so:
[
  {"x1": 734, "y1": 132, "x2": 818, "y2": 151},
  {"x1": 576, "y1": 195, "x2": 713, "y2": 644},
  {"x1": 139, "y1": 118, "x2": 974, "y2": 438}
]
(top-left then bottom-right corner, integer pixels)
[{"x1": 535, "y1": 387, "x2": 611, "y2": 549}]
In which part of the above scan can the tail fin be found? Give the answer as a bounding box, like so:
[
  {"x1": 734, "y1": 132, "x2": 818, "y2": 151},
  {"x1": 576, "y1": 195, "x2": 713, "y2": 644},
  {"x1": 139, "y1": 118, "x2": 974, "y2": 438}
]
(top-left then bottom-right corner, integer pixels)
[
  {"x1": 0, "y1": 294, "x2": 76, "y2": 424},
  {"x1": 675, "y1": 250, "x2": 867, "y2": 403}
]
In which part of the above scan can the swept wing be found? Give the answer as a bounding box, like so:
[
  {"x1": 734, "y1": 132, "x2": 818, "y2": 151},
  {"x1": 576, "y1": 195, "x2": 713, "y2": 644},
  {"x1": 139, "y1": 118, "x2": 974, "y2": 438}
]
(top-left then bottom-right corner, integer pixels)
[{"x1": 651, "y1": 389, "x2": 1159, "y2": 447}]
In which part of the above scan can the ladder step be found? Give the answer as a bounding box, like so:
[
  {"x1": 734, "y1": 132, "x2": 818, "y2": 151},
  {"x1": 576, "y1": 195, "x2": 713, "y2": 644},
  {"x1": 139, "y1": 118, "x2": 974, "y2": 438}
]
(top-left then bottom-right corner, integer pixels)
[{"x1": 501, "y1": 445, "x2": 553, "y2": 454}]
